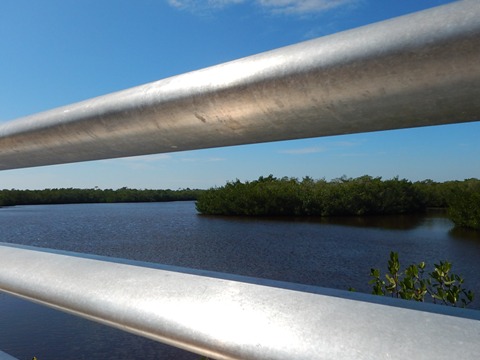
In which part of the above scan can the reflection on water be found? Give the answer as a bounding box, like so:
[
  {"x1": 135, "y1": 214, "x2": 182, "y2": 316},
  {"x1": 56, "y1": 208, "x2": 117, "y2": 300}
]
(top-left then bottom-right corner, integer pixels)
[
  {"x1": 450, "y1": 226, "x2": 480, "y2": 242},
  {"x1": 0, "y1": 202, "x2": 479, "y2": 359},
  {"x1": 318, "y1": 213, "x2": 425, "y2": 230},
  {"x1": 205, "y1": 211, "x2": 434, "y2": 230}
]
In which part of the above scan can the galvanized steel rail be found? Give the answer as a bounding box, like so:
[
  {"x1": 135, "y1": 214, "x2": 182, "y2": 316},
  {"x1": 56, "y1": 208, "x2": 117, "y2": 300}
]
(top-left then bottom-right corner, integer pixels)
[
  {"x1": 0, "y1": 0, "x2": 479, "y2": 170},
  {"x1": 0, "y1": 1, "x2": 480, "y2": 359},
  {"x1": 1, "y1": 243, "x2": 480, "y2": 360}
]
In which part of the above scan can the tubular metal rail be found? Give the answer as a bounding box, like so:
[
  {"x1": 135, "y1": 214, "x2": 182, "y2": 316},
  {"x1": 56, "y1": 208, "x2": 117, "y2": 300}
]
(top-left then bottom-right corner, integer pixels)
[{"x1": 0, "y1": 1, "x2": 479, "y2": 359}]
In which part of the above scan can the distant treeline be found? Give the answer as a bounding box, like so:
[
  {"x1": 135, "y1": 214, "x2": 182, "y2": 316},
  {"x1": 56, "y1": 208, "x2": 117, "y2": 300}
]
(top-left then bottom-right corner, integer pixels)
[
  {"x1": 2, "y1": 176, "x2": 478, "y2": 230},
  {"x1": 0, "y1": 187, "x2": 203, "y2": 206},
  {"x1": 195, "y1": 175, "x2": 480, "y2": 230}
]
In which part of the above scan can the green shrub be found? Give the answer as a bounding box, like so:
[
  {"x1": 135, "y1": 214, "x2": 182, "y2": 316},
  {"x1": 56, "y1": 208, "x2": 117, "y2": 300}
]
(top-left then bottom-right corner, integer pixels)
[
  {"x1": 196, "y1": 175, "x2": 425, "y2": 216},
  {"x1": 448, "y1": 189, "x2": 480, "y2": 230},
  {"x1": 369, "y1": 252, "x2": 474, "y2": 307}
]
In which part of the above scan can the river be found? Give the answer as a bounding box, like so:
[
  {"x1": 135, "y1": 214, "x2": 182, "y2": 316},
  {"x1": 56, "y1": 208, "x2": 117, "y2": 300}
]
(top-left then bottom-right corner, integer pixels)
[{"x1": 0, "y1": 202, "x2": 479, "y2": 359}]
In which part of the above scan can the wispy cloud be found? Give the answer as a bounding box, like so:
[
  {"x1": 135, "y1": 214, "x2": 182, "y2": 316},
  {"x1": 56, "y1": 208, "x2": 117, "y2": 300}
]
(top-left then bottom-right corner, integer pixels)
[
  {"x1": 107, "y1": 153, "x2": 226, "y2": 165},
  {"x1": 279, "y1": 146, "x2": 326, "y2": 154},
  {"x1": 258, "y1": 0, "x2": 355, "y2": 15},
  {"x1": 117, "y1": 154, "x2": 172, "y2": 163},
  {"x1": 167, "y1": 0, "x2": 245, "y2": 13},
  {"x1": 279, "y1": 140, "x2": 360, "y2": 155},
  {"x1": 99, "y1": 154, "x2": 172, "y2": 170},
  {"x1": 180, "y1": 157, "x2": 226, "y2": 162},
  {"x1": 167, "y1": 0, "x2": 356, "y2": 15},
  {"x1": 331, "y1": 141, "x2": 358, "y2": 147}
]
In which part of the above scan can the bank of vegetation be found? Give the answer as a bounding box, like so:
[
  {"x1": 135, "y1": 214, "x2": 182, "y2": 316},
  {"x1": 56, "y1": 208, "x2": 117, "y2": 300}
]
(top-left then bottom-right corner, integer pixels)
[
  {"x1": 195, "y1": 175, "x2": 480, "y2": 230},
  {"x1": 0, "y1": 187, "x2": 202, "y2": 206},
  {"x1": 1, "y1": 176, "x2": 478, "y2": 230}
]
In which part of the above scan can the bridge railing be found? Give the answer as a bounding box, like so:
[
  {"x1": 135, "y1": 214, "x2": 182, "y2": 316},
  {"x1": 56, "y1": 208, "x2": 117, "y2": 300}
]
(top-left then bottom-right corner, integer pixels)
[{"x1": 0, "y1": 1, "x2": 479, "y2": 359}]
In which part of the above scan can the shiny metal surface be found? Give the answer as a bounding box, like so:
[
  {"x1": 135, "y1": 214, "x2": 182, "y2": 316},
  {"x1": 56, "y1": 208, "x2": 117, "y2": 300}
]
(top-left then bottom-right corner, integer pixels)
[
  {"x1": 0, "y1": 1, "x2": 479, "y2": 170},
  {"x1": 0, "y1": 244, "x2": 479, "y2": 360}
]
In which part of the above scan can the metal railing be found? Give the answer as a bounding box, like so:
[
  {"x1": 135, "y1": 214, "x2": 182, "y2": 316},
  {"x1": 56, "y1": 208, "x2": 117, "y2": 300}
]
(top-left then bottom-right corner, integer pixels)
[{"x1": 0, "y1": 1, "x2": 479, "y2": 359}]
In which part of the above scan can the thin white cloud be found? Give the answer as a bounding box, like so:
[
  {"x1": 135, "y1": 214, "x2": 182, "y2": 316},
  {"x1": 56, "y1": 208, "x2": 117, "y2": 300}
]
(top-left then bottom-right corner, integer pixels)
[
  {"x1": 331, "y1": 140, "x2": 358, "y2": 147},
  {"x1": 117, "y1": 154, "x2": 172, "y2": 162},
  {"x1": 279, "y1": 140, "x2": 360, "y2": 155},
  {"x1": 99, "y1": 154, "x2": 172, "y2": 171},
  {"x1": 258, "y1": 0, "x2": 355, "y2": 14},
  {"x1": 280, "y1": 146, "x2": 326, "y2": 154},
  {"x1": 180, "y1": 157, "x2": 226, "y2": 162},
  {"x1": 167, "y1": 0, "x2": 356, "y2": 15},
  {"x1": 167, "y1": 0, "x2": 245, "y2": 12}
]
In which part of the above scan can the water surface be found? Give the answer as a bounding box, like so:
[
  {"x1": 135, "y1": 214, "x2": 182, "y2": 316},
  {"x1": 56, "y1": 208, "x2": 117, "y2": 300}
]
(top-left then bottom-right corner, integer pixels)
[{"x1": 0, "y1": 202, "x2": 478, "y2": 359}]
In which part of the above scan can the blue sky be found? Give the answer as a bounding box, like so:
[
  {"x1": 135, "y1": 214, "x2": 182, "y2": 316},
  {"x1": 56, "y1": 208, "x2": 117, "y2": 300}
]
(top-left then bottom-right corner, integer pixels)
[{"x1": 1, "y1": 0, "x2": 478, "y2": 190}]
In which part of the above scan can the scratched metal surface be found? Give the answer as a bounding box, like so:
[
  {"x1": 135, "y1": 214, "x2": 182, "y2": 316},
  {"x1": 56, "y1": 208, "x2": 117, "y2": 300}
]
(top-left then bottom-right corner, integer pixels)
[
  {"x1": 0, "y1": 244, "x2": 479, "y2": 360},
  {"x1": 0, "y1": 1, "x2": 478, "y2": 170}
]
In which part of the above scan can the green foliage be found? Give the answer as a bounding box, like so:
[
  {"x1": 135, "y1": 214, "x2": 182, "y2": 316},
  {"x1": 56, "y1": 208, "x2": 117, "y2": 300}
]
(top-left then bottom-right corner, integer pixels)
[
  {"x1": 414, "y1": 178, "x2": 480, "y2": 230},
  {"x1": 447, "y1": 180, "x2": 480, "y2": 230},
  {"x1": 196, "y1": 176, "x2": 480, "y2": 229},
  {"x1": 2, "y1": 176, "x2": 478, "y2": 231},
  {"x1": 369, "y1": 252, "x2": 474, "y2": 307},
  {"x1": 196, "y1": 175, "x2": 425, "y2": 217},
  {"x1": 0, "y1": 187, "x2": 203, "y2": 206}
]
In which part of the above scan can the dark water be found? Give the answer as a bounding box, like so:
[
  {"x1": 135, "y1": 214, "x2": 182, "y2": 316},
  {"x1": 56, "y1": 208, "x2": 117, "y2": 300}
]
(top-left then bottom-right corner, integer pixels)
[{"x1": 0, "y1": 202, "x2": 479, "y2": 359}]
